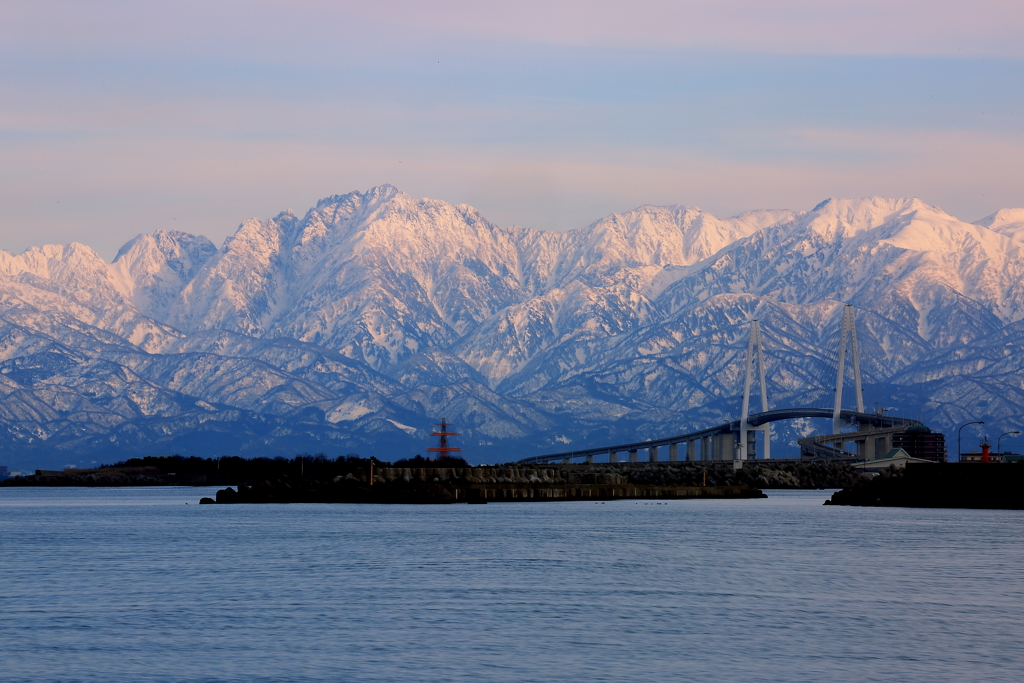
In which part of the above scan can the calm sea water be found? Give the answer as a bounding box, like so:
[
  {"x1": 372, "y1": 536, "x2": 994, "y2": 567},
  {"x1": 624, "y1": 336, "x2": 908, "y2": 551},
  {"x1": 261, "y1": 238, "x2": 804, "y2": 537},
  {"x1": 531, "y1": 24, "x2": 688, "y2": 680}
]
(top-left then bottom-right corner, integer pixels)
[{"x1": 1, "y1": 487, "x2": 1022, "y2": 683}]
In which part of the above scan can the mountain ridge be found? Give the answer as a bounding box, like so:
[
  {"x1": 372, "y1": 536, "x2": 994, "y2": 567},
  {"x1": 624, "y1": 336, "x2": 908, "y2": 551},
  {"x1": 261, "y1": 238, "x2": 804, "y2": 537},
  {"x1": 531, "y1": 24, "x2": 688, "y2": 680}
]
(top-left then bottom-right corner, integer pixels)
[{"x1": 1, "y1": 186, "x2": 1022, "y2": 470}]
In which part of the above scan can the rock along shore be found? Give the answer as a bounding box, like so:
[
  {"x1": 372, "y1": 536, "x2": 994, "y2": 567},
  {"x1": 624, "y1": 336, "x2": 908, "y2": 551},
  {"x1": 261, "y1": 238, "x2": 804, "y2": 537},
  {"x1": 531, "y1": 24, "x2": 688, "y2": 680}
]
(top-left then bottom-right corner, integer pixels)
[
  {"x1": 200, "y1": 461, "x2": 863, "y2": 505},
  {"x1": 825, "y1": 462, "x2": 1024, "y2": 509}
]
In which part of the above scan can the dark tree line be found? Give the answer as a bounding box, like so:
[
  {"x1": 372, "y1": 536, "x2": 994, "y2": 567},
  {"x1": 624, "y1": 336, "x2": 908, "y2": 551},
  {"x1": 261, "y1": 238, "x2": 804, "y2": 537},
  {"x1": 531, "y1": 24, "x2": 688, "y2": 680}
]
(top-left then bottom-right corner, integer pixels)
[
  {"x1": 392, "y1": 455, "x2": 469, "y2": 468},
  {"x1": 103, "y1": 453, "x2": 470, "y2": 483}
]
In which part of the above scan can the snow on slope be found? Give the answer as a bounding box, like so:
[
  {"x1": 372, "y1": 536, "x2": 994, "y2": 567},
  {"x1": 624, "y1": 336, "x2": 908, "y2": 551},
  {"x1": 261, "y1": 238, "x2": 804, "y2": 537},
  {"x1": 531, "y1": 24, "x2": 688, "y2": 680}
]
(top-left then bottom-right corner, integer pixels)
[
  {"x1": 2, "y1": 187, "x2": 1024, "y2": 466},
  {"x1": 658, "y1": 197, "x2": 1024, "y2": 346},
  {"x1": 975, "y1": 208, "x2": 1024, "y2": 243},
  {"x1": 166, "y1": 186, "x2": 540, "y2": 369},
  {"x1": 0, "y1": 243, "x2": 182, "y2": 352},
  {"x1": 112, "y1": 229, "x2": 217, "y2": 321}
]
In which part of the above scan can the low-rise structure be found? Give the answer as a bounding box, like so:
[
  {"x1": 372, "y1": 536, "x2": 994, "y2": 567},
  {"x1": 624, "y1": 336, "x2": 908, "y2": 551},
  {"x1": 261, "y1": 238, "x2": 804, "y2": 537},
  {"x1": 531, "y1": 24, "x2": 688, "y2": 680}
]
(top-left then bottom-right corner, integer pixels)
[
  {"x1": 851, "y1": 448, "x2": 934, "y2": 472},
  {"x1": 961, "y1": 451, "x2": 1023, "y2": 463}
]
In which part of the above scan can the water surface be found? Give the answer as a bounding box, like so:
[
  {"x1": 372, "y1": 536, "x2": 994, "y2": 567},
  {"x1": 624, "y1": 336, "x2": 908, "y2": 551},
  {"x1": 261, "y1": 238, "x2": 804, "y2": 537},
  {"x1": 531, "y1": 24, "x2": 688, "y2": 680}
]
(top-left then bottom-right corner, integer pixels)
[{"x1": 1, "y1": 487, "x2": 1021, "y2": 682}]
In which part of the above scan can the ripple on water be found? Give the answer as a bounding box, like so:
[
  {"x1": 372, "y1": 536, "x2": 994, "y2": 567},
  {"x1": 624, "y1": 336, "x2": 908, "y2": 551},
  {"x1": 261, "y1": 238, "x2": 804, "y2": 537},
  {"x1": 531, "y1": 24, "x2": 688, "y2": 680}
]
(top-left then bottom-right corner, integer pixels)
[{"x1": 0, "y1": 487, "x2": 1021, "y2": 683}]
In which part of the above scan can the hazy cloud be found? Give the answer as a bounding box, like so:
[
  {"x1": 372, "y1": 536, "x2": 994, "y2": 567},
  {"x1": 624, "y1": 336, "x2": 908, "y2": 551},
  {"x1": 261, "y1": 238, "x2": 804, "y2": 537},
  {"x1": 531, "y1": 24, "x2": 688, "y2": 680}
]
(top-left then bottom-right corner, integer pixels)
[{"x1": 1, "y1": 1, "x2": 1022, "y2": 258}]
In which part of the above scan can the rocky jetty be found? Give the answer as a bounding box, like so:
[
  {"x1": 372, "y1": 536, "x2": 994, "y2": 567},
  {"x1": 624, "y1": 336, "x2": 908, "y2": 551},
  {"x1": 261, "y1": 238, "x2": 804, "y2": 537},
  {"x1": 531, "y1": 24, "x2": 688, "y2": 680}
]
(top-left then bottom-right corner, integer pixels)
[
  {"x1": 202, "y1": 465, "x2": 763, "y2": 504},
  {"x1": 199, "y1": 461, "x2": 859, "y2": 505},
  {"x1": 825, "y1": 463, "x2": 1024, "y2": 509}
]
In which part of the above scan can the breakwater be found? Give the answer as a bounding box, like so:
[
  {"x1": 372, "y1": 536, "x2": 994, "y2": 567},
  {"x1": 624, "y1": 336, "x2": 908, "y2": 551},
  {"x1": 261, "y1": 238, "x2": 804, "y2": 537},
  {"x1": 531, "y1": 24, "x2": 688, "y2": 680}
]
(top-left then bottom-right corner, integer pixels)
[
  {"x1": 0, "y1": 467, "x2": 170, "y2": 487},
  {"x1": 202, "y1": 465, "x2": 763, "y2": 504},
  {"x1": 200, "y1": 461, "x2": 864, "y2": 504},
  {"x1": 825, "y1": 463, "x2": 1024, "y2": 510}
]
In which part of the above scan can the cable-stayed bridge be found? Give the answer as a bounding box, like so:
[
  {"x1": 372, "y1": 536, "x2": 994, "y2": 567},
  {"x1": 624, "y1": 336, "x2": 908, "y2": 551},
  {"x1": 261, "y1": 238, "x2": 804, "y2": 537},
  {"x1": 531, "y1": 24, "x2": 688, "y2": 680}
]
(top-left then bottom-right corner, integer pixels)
[{"x1": 518, "y1": 305, "x2": 922, "y2": 465}]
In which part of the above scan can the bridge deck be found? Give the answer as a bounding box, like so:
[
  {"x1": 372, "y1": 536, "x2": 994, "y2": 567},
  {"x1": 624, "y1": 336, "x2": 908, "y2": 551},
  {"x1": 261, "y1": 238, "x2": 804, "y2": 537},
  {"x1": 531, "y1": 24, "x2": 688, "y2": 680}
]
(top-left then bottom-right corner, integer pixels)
[{"x1": 517, "y1": 409, "x2": 921, "y2": 465}]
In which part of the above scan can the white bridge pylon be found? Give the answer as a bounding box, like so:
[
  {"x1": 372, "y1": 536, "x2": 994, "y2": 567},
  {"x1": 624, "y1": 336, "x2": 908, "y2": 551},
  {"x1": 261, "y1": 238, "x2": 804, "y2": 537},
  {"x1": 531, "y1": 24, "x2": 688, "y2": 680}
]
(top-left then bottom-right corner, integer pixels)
[
  {"x1": 833, "y1": 304, "x2": 865, "y2": 434},
  {"x1": 519, "y1": 303, "x2": 879, "y2": 465},
  {"x1": 738, "y1": 319, "x2": 770, "y2": 460},
  {"x1": 736, "y1": 305, "x2": 865, "y2": 461}
]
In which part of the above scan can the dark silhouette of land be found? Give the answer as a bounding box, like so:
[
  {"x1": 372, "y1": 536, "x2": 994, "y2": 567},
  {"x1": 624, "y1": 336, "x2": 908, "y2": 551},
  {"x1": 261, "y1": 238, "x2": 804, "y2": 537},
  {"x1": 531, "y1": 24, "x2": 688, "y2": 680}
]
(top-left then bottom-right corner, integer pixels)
[
  {"x1": 202, "y1": 462, "x2": 775, "y2": 505},
  {"x1": 0, "y1": 454, "x2": 376, "y2": 487},
  {"x1": 825, "y1": 462, "x2": 1024, "y2": 509},
  {"x1": 198, "y1": 461, "x2": 872, "y2": 505}
]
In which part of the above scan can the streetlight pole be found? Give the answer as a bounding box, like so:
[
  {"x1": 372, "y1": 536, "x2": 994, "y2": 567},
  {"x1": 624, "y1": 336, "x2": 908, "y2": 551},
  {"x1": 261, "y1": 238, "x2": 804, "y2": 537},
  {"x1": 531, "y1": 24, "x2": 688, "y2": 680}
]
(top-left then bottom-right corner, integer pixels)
[
  {"x1": 958, "y1": 421, "x2": 984, "y2": 462},
  {"x1": 997, "y1": 430, "x2": 1020, "y2": 455}
]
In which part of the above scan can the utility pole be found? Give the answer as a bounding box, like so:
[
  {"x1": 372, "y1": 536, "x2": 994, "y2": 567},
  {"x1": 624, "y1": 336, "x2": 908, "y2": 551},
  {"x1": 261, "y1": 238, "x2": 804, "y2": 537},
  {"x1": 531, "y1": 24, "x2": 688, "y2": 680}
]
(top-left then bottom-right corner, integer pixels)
[{"x1": 427, "y1": 416, "x2": 461, "y2": 460}]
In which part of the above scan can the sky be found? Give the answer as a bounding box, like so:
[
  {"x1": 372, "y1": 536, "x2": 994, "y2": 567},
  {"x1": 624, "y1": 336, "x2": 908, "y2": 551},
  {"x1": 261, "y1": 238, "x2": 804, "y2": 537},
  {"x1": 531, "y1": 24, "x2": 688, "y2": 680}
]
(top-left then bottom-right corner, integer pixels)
[{"x1": 2, "y1": 0, "x2": 1023, "y2": 259}]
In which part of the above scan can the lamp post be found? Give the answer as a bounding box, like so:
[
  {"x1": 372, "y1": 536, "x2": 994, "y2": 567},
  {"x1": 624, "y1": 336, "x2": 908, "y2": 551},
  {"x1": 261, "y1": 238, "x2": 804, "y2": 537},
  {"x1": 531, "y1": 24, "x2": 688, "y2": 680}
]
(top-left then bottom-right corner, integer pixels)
[
  {"x1": 997, "y1": 430, "x2": 1020, "y2": 455},
  {"x1": 958, "y1": 421, "x2": 984, "y2": 462}
]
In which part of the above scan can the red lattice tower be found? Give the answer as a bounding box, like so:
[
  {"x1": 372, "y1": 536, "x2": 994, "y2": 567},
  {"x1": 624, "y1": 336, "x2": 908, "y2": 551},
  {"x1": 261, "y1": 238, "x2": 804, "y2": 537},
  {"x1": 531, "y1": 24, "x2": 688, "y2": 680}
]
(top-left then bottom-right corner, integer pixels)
[{"x1": 427, "y1": 416, "x2": 461, "y2": 460}]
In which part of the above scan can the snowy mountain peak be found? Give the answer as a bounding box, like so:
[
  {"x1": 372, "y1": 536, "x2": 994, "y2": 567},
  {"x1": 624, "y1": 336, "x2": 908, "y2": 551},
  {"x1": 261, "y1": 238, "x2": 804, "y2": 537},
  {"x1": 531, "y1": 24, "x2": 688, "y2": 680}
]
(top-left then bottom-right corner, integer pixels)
[
  {"x1": 799, "y1": 197, "x2": 935, "y2": 241},
  {"x1": 112, "y1": 229, "x2": 217, "y2": 320},
  {"x1": 6, "y1": 188, "x2": 1024, "y2": 468},
  {"x1": 313, "y1": 184, "x2": 406, "y2": 214},
  {"x1": 0, "y1": 241, "x2": 118, "y2": 293},
  {"x1": 561, "y1": 204, "x2": 783, "y2": 284},
  {"x1": 975, "y1": 208, "x2": 1024, "y2": 242}
]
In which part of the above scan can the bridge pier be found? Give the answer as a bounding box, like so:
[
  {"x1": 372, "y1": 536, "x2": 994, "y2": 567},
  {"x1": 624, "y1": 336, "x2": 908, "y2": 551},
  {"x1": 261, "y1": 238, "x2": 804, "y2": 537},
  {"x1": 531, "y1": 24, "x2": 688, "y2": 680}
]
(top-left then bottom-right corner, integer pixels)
[
  {"x1": 760, "y1": 424, "x2": 771, "y2": 460},
  {"x1": 834, "y1": 434, "x2": 889, "y2": 460},
  {"x1": 517, "y1": 408, "x2": 923, "y2": 466},
  {"x1": 739, "y1": 431, "x2": 757, "y2": 460},
  {"x1": 852, "y1": 426, "x2": 895, "y2": 460},
  {"x1": 714, "y1": 432, "x2": 736, "y2": 461},
  {"x1": 798, "y1": 421, "x2": 907, "y2": 460}
]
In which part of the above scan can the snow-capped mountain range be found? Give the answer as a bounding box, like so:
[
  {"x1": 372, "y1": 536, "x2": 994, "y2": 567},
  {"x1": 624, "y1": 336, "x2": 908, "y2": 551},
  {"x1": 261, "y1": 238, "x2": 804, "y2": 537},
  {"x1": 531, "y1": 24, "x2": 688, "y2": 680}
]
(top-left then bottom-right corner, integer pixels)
[{"x1": 2, "y1": 186, "x2": 1022, "y2": 469}]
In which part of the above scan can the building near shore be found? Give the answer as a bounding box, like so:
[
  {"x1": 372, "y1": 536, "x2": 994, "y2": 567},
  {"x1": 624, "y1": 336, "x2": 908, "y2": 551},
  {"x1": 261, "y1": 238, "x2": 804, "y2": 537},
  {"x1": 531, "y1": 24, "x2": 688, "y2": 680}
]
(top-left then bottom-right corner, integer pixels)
[
  {"x1": 892, "y1": 425, "x2": 947, "y2": 462},
  {"x1": 960, "y1": 436, "x2": 1023, "y2": 463},
  {"x1": 961, "y1": 450, "x2": 1022, "y2": 463}
]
